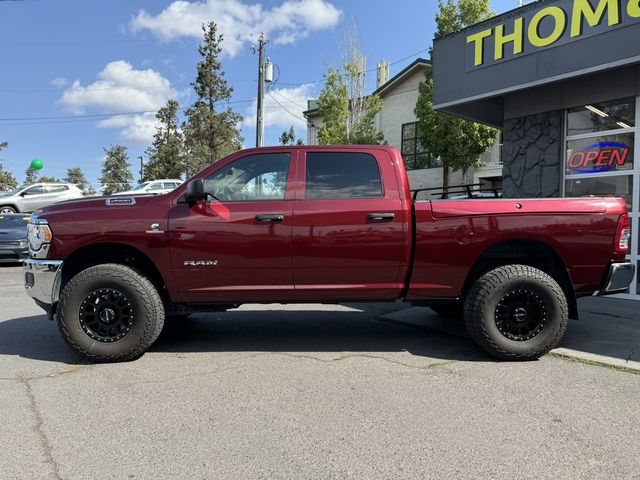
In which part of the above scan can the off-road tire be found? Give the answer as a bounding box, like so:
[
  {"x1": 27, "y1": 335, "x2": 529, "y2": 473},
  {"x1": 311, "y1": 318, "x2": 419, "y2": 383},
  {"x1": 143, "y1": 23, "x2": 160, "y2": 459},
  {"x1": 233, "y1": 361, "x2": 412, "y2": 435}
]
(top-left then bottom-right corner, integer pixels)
[
  {"x1": 57, "y1": 263, "x2": 165, "y2": 362},
  {"x1": 464, "y1": 264, "x2": 568, "y2": 361}
]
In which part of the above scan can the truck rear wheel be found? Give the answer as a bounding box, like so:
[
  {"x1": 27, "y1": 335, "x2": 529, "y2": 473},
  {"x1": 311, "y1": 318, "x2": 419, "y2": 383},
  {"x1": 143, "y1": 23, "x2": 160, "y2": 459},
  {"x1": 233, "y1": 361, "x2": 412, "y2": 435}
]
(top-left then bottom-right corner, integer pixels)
[
  {"x1": 57, "y1": 263, "x2": 165, "y2": 362},
  {"x1": 464, "y1": 264, "x2": 568, "y2": 360}
]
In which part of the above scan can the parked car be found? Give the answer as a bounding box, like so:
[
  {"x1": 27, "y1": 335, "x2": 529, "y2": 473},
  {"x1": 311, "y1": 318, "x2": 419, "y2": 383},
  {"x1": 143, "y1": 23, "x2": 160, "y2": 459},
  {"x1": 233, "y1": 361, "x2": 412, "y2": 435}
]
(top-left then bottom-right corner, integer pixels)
[
  {"x1": 0, "y1": 183, "x2": 84, "y2": 213},
  {"x1": 0, "y1": 213, "x2": 30, "y2": 263},
  {"x1": 23, "y1": 146, "x2": 633, "y2": 363},
  {"x1": 113, "y1": 179, "x2": 183, "y2": 196}
]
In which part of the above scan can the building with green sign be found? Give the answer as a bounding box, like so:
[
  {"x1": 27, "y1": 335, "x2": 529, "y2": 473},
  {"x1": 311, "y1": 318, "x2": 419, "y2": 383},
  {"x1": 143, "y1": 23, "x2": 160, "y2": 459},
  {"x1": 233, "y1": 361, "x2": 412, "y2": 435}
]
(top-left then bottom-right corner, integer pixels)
[{"x1": 433, "y1": 0, "x2": 640, "y2": 299}]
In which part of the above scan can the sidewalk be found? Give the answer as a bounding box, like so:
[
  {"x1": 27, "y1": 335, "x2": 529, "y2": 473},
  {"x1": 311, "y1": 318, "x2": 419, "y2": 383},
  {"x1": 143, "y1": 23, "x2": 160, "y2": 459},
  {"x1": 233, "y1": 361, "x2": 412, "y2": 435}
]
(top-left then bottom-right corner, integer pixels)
[{"x1": 380, "y1": 296, "x2": 640, "y2": 370}]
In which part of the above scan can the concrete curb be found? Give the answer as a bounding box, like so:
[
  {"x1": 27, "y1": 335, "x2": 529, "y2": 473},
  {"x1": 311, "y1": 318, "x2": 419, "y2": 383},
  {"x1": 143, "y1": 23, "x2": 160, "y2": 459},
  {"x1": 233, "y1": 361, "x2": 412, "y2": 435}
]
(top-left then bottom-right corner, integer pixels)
[
  {"x1": 550, "y1": 348, "x2": 640, "y2": 372},
  {"x1": 381, "y1": 306, "x2": 640, "y2": 372}
]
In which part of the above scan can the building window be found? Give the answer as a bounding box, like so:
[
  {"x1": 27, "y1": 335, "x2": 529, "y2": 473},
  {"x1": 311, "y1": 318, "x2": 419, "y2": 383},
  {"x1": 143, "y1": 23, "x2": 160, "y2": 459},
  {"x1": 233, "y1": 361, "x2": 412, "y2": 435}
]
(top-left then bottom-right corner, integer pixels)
[
  {"x1": 401, "y1": 122, "x2": 441, "y2": 170},
  {"x1": 563, "y1": 96, "x2": 639, "y2": 298}
]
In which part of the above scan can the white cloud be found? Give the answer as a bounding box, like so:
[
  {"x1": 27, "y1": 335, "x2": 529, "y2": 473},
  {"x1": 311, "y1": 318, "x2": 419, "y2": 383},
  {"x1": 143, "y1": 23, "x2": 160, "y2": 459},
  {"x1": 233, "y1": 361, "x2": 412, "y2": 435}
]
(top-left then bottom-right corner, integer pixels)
[
  {"x1": 58, "y1": 61, "x2": 179, "y2": 144},
  {"x1": 98, "y1": 113, "x2": 160, "y2": 144},
  {"x1": 243, "y1": 84, "x2": 315, "y2": 131},
  {"x1": 130, "y1": 0, "x2": 341, "y2": 56},
  {"x1": 51, "y1": 77, "x2": 69, "y2": 88}
]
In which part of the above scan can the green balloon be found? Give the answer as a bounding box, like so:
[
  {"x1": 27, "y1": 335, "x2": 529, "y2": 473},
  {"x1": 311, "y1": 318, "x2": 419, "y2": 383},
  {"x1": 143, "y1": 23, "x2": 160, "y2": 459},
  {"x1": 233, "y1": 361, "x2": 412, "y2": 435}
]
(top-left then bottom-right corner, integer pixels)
[{"x1": 30, "y1": 159, "x2": 43, "y2": 171}]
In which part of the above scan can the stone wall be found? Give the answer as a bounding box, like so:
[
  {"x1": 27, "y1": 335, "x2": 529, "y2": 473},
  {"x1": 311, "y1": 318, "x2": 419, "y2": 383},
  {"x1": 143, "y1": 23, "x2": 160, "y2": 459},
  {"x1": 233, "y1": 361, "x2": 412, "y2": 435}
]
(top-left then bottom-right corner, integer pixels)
[{"x1": 502, "y1": 111, "x2": 563, "y2": 198}]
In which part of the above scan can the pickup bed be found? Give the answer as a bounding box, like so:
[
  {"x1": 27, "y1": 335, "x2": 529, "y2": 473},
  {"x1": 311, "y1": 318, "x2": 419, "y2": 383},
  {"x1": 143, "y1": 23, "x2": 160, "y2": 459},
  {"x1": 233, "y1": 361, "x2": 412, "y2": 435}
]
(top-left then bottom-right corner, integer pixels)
[{"x1": 23, "y1": 146, "x2": 634, "y2": 362}]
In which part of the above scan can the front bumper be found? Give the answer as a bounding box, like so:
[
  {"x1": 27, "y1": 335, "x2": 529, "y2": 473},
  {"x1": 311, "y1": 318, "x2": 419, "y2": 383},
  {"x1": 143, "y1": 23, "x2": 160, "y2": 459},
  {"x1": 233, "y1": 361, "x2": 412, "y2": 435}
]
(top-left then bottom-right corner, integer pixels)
[
  {"x1": 598, "y1": 262, "x2": 635, "y2": 295},
  {"x1": 24, "y1": 258, "x2": 63, "y2": 306}
]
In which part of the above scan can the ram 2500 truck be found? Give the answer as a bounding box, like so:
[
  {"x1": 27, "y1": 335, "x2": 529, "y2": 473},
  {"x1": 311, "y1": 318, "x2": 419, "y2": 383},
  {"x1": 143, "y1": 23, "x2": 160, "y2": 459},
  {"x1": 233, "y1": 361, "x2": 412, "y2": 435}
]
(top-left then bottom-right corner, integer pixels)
[{"x1": 23, "y1": 146, "x2": 634, "y2": 363}]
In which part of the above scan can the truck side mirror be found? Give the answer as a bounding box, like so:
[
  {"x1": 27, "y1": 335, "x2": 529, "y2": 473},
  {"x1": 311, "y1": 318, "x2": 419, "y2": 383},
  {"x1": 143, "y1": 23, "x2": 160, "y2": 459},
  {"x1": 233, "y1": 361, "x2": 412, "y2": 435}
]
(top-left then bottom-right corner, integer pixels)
[{"x1": 185, "y1": 179, "x2": 207, "y2": 203}]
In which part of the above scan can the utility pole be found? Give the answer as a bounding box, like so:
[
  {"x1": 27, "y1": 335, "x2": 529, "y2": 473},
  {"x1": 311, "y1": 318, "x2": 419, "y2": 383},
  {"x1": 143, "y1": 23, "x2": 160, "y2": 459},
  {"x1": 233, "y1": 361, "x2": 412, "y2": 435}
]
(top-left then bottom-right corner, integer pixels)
[
  {"x1": 138, "y1": 155, "x2": 144, "y2": 183},
  {"x1": 252, "y1": 33, "x2": 267, "y2": 147}
]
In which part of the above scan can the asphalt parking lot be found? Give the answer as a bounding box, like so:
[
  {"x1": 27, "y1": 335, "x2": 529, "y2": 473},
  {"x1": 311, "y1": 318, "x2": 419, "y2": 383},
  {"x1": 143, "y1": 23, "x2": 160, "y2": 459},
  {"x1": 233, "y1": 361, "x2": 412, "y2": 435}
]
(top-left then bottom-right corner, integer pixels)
[{"x1": 1, "y1": 264, "x2": 639, "y2": 480}]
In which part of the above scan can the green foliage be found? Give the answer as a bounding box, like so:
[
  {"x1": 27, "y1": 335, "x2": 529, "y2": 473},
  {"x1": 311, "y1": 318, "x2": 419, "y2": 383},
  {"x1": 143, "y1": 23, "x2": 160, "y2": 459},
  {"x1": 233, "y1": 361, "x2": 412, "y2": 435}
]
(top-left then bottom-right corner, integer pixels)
[
  {"x1": 64, "y1": 167, "x2": 95, "y2": 195},
  {"x1": 0, "y1": 142, "x2": 18, "y2": 192},
  {"x1": 143, "y1": 99, "x2": 184, "y2": 181},
  {"x1": 0, "y1": 164, "x2": 16, "y2": 192},
  {"x1": 0, "y1": 142, "x2": 17, "y2": 191},
  {"x1": 316, "y1": 66, "x2": 384, "y2": 145},
  {"x1": 183, "y1": 22, "x2": 243, "y2": 175},
  {"x1": 415, "y1": 0, "x2": 497, "y2": 191},
  {"x1": 279, "y1": 125, "x2": 303, "y2": 146},
  {"x1": 100, "y1": 145, "x2": 133, "y2": 195},
  {"x1": 24, "y1": 166, "x2": 38, "y2": 186},
  {"x1": 38, "y1": 176, "x2": 60, "y2": 183}
]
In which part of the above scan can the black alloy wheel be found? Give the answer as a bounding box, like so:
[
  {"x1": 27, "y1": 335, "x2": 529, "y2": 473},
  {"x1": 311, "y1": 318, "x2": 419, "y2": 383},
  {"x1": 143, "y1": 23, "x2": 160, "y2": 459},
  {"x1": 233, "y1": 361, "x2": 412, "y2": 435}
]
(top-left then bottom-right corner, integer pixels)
[
  {"x1": 494, "y1": 288, "x2": 547, "y2": 341},
  {"x1": 464, "y1": 264, "x2": 568, "y2": 360},
  {"x1": 79, "y1": 288, "x2": 134, "y2": 343}
]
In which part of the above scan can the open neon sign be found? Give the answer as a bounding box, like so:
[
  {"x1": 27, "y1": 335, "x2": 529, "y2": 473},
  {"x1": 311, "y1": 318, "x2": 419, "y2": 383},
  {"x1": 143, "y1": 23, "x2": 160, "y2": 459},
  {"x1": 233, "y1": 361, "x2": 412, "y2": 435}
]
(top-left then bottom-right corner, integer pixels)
[{"x1": 567, "y1": 142, "x2": 630, "y2": 173}]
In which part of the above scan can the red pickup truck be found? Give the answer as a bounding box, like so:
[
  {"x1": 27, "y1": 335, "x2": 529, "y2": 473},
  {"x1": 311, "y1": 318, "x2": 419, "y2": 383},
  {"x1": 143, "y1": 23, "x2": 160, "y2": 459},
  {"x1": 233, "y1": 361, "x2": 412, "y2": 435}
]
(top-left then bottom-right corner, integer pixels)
[{"x1": 24, "y1": 146, "x2": 634, "y2": 363}]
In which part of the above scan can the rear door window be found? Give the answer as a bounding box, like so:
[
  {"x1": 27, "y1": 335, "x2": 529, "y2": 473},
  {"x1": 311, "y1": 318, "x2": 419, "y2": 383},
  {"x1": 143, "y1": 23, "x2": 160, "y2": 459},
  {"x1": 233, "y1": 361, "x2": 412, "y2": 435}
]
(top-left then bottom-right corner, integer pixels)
[{"x1": 305, "y1": 152, "x2": 382, "y2": 200}]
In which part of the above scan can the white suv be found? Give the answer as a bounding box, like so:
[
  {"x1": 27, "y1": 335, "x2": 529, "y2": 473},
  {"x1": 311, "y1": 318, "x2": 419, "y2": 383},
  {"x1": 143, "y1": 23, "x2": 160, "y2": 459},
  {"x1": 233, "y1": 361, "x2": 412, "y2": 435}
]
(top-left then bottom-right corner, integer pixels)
[
  {"x1": 114, "y1": 179, "x2": 183, "y2": 196},
  {"x1": 0, "y1": 183, "x2": 84, "y2": 213}
]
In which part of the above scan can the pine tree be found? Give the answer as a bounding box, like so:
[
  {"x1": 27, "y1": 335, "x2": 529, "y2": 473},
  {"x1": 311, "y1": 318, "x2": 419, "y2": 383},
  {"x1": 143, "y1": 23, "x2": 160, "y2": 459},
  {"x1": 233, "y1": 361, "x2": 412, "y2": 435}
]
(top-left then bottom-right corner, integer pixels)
[
  {"x1": 64, "y1": 167, "x2": 95, "y2": 195},
  {"x1": 24, "y1": 166, "x2": 38, "y2": 186},
  {"x1": 0, "y1": 143, "x2": 17, "y2": 191},
  {"x1": 143, "y1": 100, "x2": 184, "y2": 181},
  {"x1": 183, "y1": 22, "x2": 242, "y2": 176},
  {"x1": 415, "y1": 0, "x2": 497, "y2": 197},
  {"x1": 100, "y1": 145, "x2": 133, "y2": 195},
  {"x1": 279, "y1": 125, "x2": 303, "y2": 146}
]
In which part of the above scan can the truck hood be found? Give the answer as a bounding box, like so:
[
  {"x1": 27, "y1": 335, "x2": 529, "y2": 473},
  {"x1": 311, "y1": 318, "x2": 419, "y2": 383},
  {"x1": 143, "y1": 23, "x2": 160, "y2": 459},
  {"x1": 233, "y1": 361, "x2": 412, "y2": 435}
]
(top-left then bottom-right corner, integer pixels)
[{"x1": 36, "y1": 195, "x2": 156, "y2": 215}]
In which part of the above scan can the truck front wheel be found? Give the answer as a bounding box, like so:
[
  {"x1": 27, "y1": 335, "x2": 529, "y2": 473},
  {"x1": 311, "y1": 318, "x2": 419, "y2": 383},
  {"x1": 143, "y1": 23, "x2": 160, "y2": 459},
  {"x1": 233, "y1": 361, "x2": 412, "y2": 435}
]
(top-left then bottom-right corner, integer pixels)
[
  {"x1": 464, "y1": 264, "x2": 568, "y2": 360},
  {"x1": 57, "y1": 263, "x2": 165, "y2": 362}
]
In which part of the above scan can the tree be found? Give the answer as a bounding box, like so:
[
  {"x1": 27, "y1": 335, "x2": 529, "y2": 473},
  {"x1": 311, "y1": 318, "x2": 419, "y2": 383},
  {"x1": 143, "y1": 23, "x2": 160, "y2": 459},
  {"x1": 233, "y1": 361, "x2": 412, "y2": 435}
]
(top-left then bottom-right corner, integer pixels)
[
  {"x1": 415, "y1": 0, "x2": 497, "y2": 197},
  {"x1": 0, "y1": 142, "x2": 17, "y2": 191},
  {"x1": 316, "y1": 22, "x2": 384, "y2": 145},
  {"x1": 38, "y1": 176, "x2": 60, "y2": 183},
  {"x1": 279, "y1": 125, "x2": 303, "y2": 146},
  {"x1": 24, "y1": 166, "x2": 38, "y2": 186},
  {"x1": 100, "y1": 145, "x2": 133, "y2": 195},
  {"x1": 143, "y1": 99, "x2": 184, "y2": 180},
  {"x1": 183, "y1": 22, "x2": 243, "y2": 176},
  {"x1": 64, "y1": 167, "x2": 95, "y2": 195}
]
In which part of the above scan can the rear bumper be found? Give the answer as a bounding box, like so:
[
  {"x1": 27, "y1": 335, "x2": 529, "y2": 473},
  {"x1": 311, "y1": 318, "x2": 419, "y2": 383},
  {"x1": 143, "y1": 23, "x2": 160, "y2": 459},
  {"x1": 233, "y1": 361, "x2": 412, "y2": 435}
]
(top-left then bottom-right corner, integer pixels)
[
  {"x1": 598, "y1": 262, "x2": 635, "y2": 295},
  {"x1": 23, "y1": 259, "x2": 63, "y2": 306}
]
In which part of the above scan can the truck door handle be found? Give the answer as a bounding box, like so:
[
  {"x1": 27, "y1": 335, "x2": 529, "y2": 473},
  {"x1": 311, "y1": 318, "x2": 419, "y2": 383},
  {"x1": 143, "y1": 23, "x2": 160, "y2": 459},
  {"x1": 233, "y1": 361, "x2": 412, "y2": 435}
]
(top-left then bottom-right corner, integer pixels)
[
  {"x1": 367, "y1": 213, "x2": 395, "y2": 221},
  {"x1": 255, "y1": 214, "x2": 284, "y2": 223}
]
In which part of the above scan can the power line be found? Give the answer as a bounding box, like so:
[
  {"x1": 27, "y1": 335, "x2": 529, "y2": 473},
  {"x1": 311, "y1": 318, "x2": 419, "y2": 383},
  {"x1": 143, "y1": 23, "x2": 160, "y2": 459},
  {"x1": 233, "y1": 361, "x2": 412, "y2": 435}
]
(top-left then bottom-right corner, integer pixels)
[
  {"x1": 0, "y1": 111, "x2": 156, "y2": 122},
  {"x1": 270, "y1": 88, "x2": 306, "y2": 110},
  {"x1": 267, "y1": 91, "x2": 307, "y2": 124}
]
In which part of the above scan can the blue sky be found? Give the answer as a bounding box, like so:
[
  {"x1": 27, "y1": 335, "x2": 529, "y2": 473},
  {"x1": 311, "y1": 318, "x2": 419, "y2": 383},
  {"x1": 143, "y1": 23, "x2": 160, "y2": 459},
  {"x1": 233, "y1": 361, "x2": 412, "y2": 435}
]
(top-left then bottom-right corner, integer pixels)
[{"x1": 0, "y1": 0, "x2": 518, "y2": 189}]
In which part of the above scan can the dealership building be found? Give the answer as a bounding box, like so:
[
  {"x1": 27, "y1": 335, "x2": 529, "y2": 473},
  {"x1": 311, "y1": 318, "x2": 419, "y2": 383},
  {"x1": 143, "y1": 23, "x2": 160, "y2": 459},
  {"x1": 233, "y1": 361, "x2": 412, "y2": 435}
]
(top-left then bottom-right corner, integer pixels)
[{"x1": 433, "y1": 0, "x2": 640, "y2": 298}]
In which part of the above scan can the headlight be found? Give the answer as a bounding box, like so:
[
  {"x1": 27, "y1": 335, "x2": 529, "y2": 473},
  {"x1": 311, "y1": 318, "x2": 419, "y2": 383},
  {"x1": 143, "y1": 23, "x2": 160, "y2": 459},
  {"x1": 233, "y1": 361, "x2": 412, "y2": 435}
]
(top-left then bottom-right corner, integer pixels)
[{"x1": 28, "y1": 218, "x2": 52, "y2": 254}]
